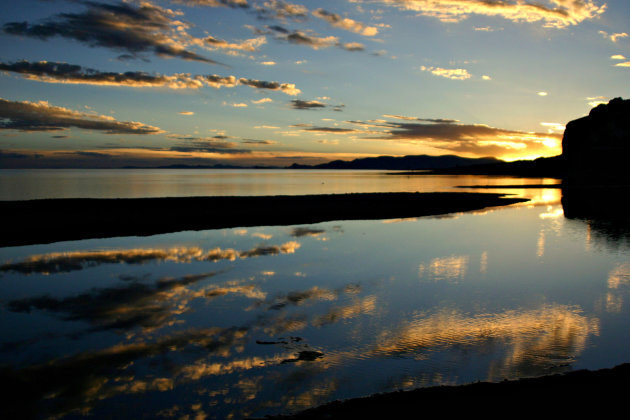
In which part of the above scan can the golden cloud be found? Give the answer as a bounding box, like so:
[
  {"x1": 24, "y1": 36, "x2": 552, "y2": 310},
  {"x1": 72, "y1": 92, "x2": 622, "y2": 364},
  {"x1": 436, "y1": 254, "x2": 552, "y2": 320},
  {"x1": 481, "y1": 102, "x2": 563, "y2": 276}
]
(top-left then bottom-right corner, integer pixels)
[{"x1": 382, "y1": 0, "x2": 606, "y2": 28}]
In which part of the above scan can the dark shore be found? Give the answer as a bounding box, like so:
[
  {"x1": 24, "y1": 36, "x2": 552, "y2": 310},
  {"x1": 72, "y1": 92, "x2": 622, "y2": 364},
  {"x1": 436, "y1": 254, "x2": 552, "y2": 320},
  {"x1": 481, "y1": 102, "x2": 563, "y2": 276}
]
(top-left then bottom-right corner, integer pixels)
[
  {"x1": 0, "y1": 192, "x2": 527, "y2": 247},
  {"x1": 259, "y1": 363, "x2": 630, "y2": 418}
]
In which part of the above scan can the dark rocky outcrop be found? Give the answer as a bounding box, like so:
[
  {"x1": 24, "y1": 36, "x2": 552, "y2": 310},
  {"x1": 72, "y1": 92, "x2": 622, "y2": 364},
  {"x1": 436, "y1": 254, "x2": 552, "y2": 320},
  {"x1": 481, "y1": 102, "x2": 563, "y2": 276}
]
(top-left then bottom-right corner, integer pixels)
[{"x1": 563, "y1": 97, "x2": 630, "y2": 184}]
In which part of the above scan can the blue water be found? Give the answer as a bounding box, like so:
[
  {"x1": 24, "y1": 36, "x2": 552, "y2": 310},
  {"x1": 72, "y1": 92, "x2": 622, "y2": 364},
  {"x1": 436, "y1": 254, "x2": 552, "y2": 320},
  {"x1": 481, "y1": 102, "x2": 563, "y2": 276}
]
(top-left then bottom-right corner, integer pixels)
[{"x1": 2, "y1": 171, "x2": 626, "y2": 419}]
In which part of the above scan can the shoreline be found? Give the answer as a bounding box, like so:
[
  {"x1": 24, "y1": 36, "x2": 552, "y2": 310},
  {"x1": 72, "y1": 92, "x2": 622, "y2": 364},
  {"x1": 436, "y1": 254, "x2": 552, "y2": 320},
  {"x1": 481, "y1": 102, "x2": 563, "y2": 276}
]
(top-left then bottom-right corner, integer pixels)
[
  {"x1": 0, "y1": 192, "x2": 527, "y2": 247},
  {"x1": 259, "y1": 363, "x2": 630, "y2": 418}
]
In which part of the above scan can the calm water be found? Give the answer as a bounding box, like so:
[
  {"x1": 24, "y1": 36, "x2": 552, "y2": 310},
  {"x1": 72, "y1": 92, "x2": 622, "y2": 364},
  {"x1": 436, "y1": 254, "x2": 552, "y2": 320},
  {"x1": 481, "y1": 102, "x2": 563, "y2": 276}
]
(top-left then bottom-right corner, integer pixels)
[
  {"x1": 2, "y1": 171, "x2": 628, "y2": 419},
  {"x1": 0, "y1": 168, "x2": 560, "y2": 200}
]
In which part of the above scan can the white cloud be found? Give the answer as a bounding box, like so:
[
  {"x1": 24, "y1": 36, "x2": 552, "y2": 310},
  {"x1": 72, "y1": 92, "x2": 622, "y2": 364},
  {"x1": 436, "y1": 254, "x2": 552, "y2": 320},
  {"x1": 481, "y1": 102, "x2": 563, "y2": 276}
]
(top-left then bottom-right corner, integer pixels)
[{"x1": 420, "y1": 65, "x2": 471, "y2": 80}]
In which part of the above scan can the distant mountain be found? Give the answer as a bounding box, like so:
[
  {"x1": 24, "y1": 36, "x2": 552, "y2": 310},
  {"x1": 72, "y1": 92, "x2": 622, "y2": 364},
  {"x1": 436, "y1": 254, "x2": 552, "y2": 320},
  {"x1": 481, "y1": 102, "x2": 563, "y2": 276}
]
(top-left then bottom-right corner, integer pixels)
[
  {"x1": 288, "y1": 155, "x2": 500, "y2": 170},
  {"x1": 426, "y1": 155, "x2": 566, "y2": 178}
]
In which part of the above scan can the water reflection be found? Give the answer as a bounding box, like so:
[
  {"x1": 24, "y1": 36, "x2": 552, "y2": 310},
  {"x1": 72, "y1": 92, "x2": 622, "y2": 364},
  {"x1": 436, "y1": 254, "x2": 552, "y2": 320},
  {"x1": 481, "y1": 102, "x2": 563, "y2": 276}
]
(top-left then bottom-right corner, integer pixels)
[
  {"x1": 418, "y1": 255, "x2": 469, "y2": 282},
  {"x1": 375, "y1": 305, "x2": 599, "y2": 379},
  {"x1": 1, "y1": 203, "x2": 630, "y2": 419},
  {"x1": 7, "y1": 271, "x2": 224, "y2": 333},
  {"x1": 0, "y1": 241, "x2": 302, "y2": 275}
]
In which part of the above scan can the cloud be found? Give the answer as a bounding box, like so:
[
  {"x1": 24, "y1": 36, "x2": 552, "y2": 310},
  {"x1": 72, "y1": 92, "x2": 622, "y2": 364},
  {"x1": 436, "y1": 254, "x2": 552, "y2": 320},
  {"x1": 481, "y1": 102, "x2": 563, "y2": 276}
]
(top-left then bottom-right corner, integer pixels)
[
  {"x1": 382, "y1": 115, "x2": 459, "y2": 123},
  {"x1": 254, "y1": 0, "x2": 309, "y2": 21},
  {"x1": 0, "y1": 98, "x2": 163, "y2": 134},
  {"x1": 172, "y1": 0, "x2": 249, "y2": 8},
  {"x1": 204, "y1": 35, "x2": 266, "y2": 52},
  {"x1": 599, "y1": 31, "x2": 628, "y2": 43},
  {"x1": 0, "y1": 60, "x2": 204, "y2": 88},
  {"x1": 0, "y1": 61, "x2": 303, "y2": 95},
  {"x1": 615, "y1": 62, "x2": 630, "y2": 67},
  {"x1": 238, "y1": 77, "x2": 301, "y2": 95},
  {"x1": 302, "y1": 126, "x2": 358, "y2": 133},
  {"x1": 380, "y1": 0, "x2": 606, "y2": 28},
  {"x1": 537, "y1": 91, "x2": 549, "y2": 96},
  {"x1": 257, "y1": 24, "x2": 366, "y2": 52},
  {"x1": 283, "y1": 30, "x2": 339, "y2": 49},
  {"x1": 241, "y1": 139, "x2": 276, "y2": 145},
  {"x1": 290, "y1": 100, "x2": 344, "y2": 111},
  {"x1": 339, "y1": 41, "x2": 365, "y2": 51},
  {"x1": 420, "y1": 65, "x2": 471, "y2": 80},
  {"x1": 350, "y1": 115, "x2": 562, "y2": 159},
  {"x1": 170, "y1": 136, "x2": 249, "y2": 153},
  {"x1": 179, "y1": 111, "x2": 195, "y2": 115},
  {"x1": 586, "y1": 96, "x2": 609, "y2": 107},
  {"x1": 259, "y1": 61, "x2": 276, "y2": 65},
  {"x1": 251, "y1": 97, "x2": 273, "y2": 104},
  {"x1": 2, "y1": 1, "x2": 220, "y2": 64},
  {"x1": 611, "y1": 55, "x2": 626, "y2": 60},
  {"x1": 290, "y1": 99, "x2": 327, "y2": 110},
  {"x1": 312, "y1": 9, "x2": 379, "y2": 36}
]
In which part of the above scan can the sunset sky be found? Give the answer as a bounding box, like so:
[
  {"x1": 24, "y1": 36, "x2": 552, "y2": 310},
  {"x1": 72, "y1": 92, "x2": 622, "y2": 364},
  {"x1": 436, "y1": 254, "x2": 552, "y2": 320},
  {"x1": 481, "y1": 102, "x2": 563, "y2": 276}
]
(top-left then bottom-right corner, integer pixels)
[{"x1": 1, "y1": 0, "x2": 628, "y2": 168}]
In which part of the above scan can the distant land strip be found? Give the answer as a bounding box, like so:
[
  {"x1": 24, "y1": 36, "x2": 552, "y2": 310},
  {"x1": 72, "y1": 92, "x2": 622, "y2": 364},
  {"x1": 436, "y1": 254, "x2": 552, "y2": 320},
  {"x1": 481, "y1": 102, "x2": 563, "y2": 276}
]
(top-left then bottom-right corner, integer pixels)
[{"x1": 0, "y1": 193, "x2": 527, "y2": 247}]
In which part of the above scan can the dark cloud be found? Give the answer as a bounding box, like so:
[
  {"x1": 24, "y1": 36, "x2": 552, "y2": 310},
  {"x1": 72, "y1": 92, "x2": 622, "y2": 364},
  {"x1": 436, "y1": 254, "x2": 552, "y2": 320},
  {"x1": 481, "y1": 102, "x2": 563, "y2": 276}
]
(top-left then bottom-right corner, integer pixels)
[
  {"x1": 0, "y1": 150, "x2": 42, "y2": 159},
  {"x1": 303, "y1": 127, "x2": 357, "y2": 133},
  {"x1": 351, "y1": 116, "x2": 562, "y2": 157},
  {"x1": 382, "y1": 114, "x2": 460, "y2": 123},
  {"x1": 268, "y1": 24, "x2": 290, "y2": 34},
  {"x1": 0, "y1": 61, "x2": 299, "y2": 94},
  {"x1": 254, "y1": 24, "x2": 364, "y2": 52},
  {"x1": 312, "y1": 8, "x2": 379, "y2": 36},
  {"x1": 0, "y1": 60, "x2": 206, "y2": 88},
  {"x1": 170, "y1": 143, "x2": 251, "y2": 154},
  {"x1": 290, "y1": 99, "x2": 327, "y2": 110},
  {"x1": 374, "y1": 120, "x2": 561, "y2": 143},
  {"x1": 172, "y1": 0, "x2": 249, "y2": 8},
  {"x1": 254, "y1": 0, "x2": 308, "y2": 21},
  {"x1": 0, "y1": 97, "x2": 163, "y2": 134},
  {"x1": 238, "y1": 77, "x2": 300, "y2": 95},
  {"x1": 2, "y1": 1, "x2": 220, "y2": 64},
  {"x1": 241, "y1": 139, "x2": 276, "y2": 145}
]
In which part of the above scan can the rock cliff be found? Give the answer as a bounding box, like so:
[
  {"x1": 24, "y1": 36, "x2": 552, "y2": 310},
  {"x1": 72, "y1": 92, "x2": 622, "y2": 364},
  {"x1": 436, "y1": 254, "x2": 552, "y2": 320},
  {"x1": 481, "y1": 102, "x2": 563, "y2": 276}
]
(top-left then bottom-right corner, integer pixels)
[{"x1": 562, "y1": 97, "x2": 630, "y2": 184}]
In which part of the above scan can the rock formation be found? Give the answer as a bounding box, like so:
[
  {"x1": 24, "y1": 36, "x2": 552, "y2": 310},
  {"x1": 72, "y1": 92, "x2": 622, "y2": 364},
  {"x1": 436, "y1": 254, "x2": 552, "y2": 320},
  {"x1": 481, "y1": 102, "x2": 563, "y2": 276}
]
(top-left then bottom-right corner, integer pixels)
[{"x1": 562, "y1": 97, "x2": 630, "y2": 184}]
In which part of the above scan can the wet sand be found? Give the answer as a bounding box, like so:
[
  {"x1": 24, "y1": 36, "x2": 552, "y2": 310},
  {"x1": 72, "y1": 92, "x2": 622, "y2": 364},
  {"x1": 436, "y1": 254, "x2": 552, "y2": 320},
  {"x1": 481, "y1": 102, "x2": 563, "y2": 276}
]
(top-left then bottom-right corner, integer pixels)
[
  {"x1": 260, "y1": 363, "x2": 630, "y2": 418},
  {"x1": 0, "y1": 192, "x2": 527, "y2": 247}
]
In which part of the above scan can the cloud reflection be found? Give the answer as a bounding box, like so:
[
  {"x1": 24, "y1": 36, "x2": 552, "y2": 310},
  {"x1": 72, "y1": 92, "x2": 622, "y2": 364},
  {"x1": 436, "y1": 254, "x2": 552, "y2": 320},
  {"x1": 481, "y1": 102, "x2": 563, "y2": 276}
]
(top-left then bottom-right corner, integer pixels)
[
  {"x1": 375, "y1": 304, "x2": 599, "y2": 379},
  {"x1": 418, "y1": 255, "x2": 469, "y2": 282},
  {"x1": 1, "y1": 241, "x2": 301, "y2": 275},
  {"x1": 6, "y1": 272, "x2": 224, "y2": 333}
]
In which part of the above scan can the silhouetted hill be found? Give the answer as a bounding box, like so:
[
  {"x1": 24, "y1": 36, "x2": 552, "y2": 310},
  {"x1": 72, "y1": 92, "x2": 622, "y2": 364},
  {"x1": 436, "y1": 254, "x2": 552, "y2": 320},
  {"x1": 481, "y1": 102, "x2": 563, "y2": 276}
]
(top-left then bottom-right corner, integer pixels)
[
  {"x1": 425, "y1": 155, "x2": 566, "y2": 178},
  {"x1": 288, "y1": 154, "x2": 500, "y2": 170}
]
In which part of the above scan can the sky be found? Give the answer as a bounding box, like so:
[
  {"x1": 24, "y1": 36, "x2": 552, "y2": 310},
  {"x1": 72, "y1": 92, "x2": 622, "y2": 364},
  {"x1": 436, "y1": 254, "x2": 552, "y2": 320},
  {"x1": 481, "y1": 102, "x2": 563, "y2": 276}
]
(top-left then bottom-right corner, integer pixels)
[{"x1": 0, "y1": 0, "x2": 628, "y2": 168}]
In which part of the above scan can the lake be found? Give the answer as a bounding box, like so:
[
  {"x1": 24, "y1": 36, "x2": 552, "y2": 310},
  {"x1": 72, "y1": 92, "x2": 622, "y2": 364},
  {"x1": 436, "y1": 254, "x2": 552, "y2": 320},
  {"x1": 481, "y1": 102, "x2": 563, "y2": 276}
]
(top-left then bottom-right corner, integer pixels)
[
  {"x1": 1, "y1": 170, "x2": 628, "y2": 419},
  {"x1": 0, "y1": 168, "x2": 560, "y2": 200}
]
